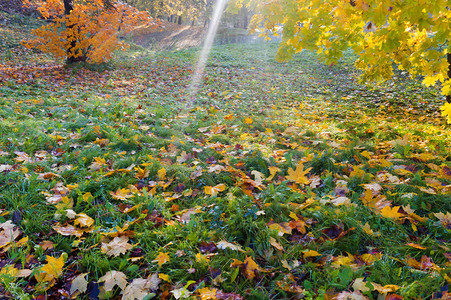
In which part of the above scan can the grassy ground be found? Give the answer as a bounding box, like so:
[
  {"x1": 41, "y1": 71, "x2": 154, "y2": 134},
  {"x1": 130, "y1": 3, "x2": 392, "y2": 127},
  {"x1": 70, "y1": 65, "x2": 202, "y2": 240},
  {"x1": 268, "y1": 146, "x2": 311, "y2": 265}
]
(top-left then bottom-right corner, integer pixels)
[{"x1": 0, "y1": 11, "x2": 450, "y2": 300}]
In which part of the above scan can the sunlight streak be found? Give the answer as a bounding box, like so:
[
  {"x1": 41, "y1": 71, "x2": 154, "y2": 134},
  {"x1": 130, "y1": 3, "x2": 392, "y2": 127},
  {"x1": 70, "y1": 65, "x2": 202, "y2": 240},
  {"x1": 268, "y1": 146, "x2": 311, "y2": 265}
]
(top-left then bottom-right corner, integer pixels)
[{"x1": 187, "y1": 0, "x2": 228, "y2": 104}]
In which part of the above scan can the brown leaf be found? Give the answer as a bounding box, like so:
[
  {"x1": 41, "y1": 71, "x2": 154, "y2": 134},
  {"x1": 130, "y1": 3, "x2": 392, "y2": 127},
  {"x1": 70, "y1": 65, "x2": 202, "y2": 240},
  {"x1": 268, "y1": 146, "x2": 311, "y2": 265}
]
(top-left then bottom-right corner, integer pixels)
[
  {"x1": 101, "y1": 236, "x2": 133, "y2": 257},
  {"x1": 99, "y1": 270, "x2": 128, "y2": 292},
  {"x1": 70, "y1": 273, "x2": 88, "y2": 295}
]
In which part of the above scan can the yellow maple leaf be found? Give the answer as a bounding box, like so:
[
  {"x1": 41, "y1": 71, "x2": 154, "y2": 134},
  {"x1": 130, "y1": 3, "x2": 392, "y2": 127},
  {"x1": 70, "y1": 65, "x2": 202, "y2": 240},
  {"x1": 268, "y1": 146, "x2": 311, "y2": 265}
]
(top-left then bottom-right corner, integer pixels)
[
  {"x1": 380, "y1": 206, "x2": 403, "y2": 220},
  {"x1": 35, "y1": 255, "x2": 65, "y2": 283},
  {"x1": 244, "y1": 117, "x2": 253, "y2": 124},
  {"x1": 433, "y1": 212, "x2": 451, "y2": 228},
  {"x1": 422, "y1": 75, "x2": 436, "y2": 87},
  {"x1": 158, "y1": 273, "x2": 171, "y2": 282},
  {"x1": 154, "y1": 252, "x2": 170, "y2": 267},
  {"x1": 195, "y1": 252, "x2": 210, "y2": 264},
  {"x1": 204, "y1": 184, "x2": 226, "y2": 196},
  {"x1": 361, "y1": 189, "x2": 377, "y2": 210},
  {"x1": 361, "y1": 222, "x2": 380, "y2": 236},
  {"x1": 441, "y1": 103, "x2": 451, "y2": 124},
  {"x1": 267, "y1": 166, "x2": 280, "y2": 181},
  {"x1": 135, "y1": 166, "x2": 150, "y2": 179},
  {"x1": 89, "y1": 157, "x2": 107, "y2": 171},
  {"x1": 74, "y1": 213, "x2": 94, "y2": 228},
  {"x1": 0, "y1": 265, "x2": 19, "y2": 278},
  {"x1": 157, "y1": 168, "x2": 166, "y2": 180},
  {"x1": 197, "y1": 287, "x2": 217, "y2": 300},
  {"x1": 286, "y1": 162, "x2": 311, "y2": 185},
  {"x1": 242, "y1": 256, "x2": 261, "y2": 279},
  {"x1": 302, "y1": 250, "x2": 322, "y2": 258},
  {"x1": 109, "y1": 188, "x2": 134, "y2": 201},
  {"x1": 82, "y1": 192, "x2": 93, "y2": 202}
]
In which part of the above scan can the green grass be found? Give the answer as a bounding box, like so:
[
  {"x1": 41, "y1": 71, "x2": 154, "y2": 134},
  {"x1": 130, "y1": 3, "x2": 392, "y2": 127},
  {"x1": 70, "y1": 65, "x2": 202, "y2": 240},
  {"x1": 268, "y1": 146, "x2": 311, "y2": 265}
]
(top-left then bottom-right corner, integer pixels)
[{"x1": 0, "y1": 11, "x2": 450, "y2": 300}]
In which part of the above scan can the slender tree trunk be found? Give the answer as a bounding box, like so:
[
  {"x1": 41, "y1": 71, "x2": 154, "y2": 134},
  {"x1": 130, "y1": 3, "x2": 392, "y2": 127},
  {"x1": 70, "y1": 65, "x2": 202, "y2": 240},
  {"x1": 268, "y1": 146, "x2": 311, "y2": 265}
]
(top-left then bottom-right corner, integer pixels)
[
  {"x1": 242, "y1": 6, "x2": 248, "y2": 29},
  {"x1": 63, "y1": 0, "x2": 77, "y2": 64},
  {"x1": 447, "y1": 52, "x2": 451, "y2": 103},
  {"x1": 178, "y1": 15, "x2": 182, "y2": 25}
]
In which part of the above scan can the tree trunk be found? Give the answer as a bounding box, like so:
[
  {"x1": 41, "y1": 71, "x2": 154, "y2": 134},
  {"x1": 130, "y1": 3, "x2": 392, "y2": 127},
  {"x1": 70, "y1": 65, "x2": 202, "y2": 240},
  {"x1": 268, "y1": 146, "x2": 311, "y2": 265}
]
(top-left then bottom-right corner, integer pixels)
[
  {"x1": 242, "y1": 6, "x2": 248, "y2": 29},
  {"x1": 62, "y1": 0, "x2": 77, "y2": 64},
  {"x1": 448, "y1": 52, "x2": 451, "y2": 103},
  {"x1": 178, "y1": 15, "x2": 182, "y2": 25}
]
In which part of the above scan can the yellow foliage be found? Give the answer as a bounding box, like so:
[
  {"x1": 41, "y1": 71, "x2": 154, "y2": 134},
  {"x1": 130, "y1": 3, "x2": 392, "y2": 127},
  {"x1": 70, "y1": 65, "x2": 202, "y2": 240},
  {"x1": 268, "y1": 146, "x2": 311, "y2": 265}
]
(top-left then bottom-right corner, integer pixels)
[{"x1": 251, "y1": 0, "x2": 451, "y2": 122}]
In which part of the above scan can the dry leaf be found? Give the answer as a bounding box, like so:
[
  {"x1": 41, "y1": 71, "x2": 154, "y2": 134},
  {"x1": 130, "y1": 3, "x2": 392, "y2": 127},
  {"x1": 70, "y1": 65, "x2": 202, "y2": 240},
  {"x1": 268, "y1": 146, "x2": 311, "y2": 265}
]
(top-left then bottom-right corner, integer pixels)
[
  {"x1": 121, "y1": 278, "x2": 153, "y2": 300},
  {"x1": 101, "y1": 236, "x2": 133, "y2": 257},
  {"x1": 70, "y1": 273, "x2": 88, "y2": 295},
  {"x1": 269, "y1": 237, "x2": 284, "y2": 251},
  {"x1": 230, "y1": 256, "x2": 262, "y2": 280},
  {"x1": 35, "y1": 255, "x2": 65, "y2": 283},
  {"x1": 380, "y1": 206, "x2": 403, "y2": 220},
  {"x1": 89, "y1": 157, "x2": 107, "y2": 171},
  {"x1": 110, "y1": 188, "x2": 134, "y2": 201},
  {"x1": 157, "y1": 168, "x2": 166, "y2": 180},
  {"x1": 53, "y1": 224, "x2": 84, "y2": 237},
  {"x1": 154, "y1": 252, "x2": 170, "y2": 267},
  {"x1": 217, "y1": 240, "x2": 243, "y2": 252},
  {"x1": 74, "y1": 213, "x2": 94, "y2": 228},
  {"x1": 333, "y1": 290, "x2": 369, "y2": 299},
  {"x1": 99, "y1": 270, "x2": 128, "y2": 292},
  {"x1": 197, "y1": 287, "x2": 217, "y2": 300},
  {"x1": 204, "y1": 184, "x2": 226, "y2": 196},
  {"x1": 286, "y1": 162, "x2": 311, "y2": 185},
  {"x1": 0, "y1": 221, "x2": 21, "y2": 248}
]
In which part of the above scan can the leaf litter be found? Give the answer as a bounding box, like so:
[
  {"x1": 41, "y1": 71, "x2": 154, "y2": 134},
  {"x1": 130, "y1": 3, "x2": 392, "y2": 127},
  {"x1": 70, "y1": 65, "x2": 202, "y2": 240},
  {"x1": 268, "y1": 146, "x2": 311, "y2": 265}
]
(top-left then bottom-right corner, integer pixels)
[{"x1": 0, "y1": 12, "x2": 450, "y2": 300}]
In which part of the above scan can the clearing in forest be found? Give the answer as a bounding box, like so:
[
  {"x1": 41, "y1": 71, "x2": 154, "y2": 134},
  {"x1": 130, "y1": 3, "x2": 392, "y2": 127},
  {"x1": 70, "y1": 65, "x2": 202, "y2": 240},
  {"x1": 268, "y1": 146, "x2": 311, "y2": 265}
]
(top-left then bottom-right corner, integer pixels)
[{"x1": 0, "y1": 12, "x2": 450, "y2": 300}]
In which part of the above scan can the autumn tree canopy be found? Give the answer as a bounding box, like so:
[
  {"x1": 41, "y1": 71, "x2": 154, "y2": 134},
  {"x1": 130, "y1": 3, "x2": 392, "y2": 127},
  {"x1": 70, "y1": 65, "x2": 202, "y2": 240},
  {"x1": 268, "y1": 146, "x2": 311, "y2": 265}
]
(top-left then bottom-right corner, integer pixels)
[
  {"x1": 22, "y1": 0, "x2": 158, "y2": 64},
  {"x1": 251, "y1": 0, "x2": 451, "y2": 123}
]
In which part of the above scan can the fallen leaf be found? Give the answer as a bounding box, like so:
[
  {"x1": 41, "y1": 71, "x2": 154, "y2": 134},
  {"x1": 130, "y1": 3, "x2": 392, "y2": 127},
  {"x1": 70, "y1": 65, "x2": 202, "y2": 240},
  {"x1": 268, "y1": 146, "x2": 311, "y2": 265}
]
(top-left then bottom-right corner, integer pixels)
[
  {"x1": 121, "y1": 278, "x2": 154, "y2": 300},
  {"x1": 99, "y1": 270, "x2": 128, "y2": 292},
  {"x1": 74, "y1": 213, "x2": 94, "y2": 228},
  {"x1": 217, "y1": 240, "x2": 244, "y2": 252},
  {"x1": 110, "y1": 188, "x2": 134, "y2": 201},
  {"x1": 286, "y1": 162, "x2": 311, "y2": 185},
  {"x1": 230, "y1": 256, "x2": 262, "y2": 280},
  {"x1": 154, "y1": 252, "x2": 170, "y2": 267},
  {"x1": 101, "y1": 236, "x2": 133, "y2": 257},
  {"x1": 35, "y1": 255, "x2": 65, "y2": 283},
  {"x1": 0, "y1": 221, "x2": 21, "y2": 248},
  {"x1": 244, "y1": 117, "x2": 253, "y2": 124},
  {"x1": 204, "y1": 184, "x2": 226, "y2": 196},
  {"x1": 380, "y1": 206, "x2": 403, "y2": 220},
  {"x1": 70, "y1": 273, "x2": 88, "y2": 295},
  {"x1": 334, "y1": 290, "x2": 369, "y2": 299},
  {"x1": 406, "y1": 243, "x2": 427, "y2": 250},
  {"x1": 269, "y1": 237, "x2": 284, "y2": 251},
  {"x1": 53, "y1": 224, "x2": 84, "y2": 237},
  {"x1": 302, "y1": 250, "x2": 322, "y2": 258},
  {"x1": 157, "y1": 168, "x2": 166, "y2": 180},
  {"x1": 197, "y1": 287, "x2": 217, "y2": 300}
]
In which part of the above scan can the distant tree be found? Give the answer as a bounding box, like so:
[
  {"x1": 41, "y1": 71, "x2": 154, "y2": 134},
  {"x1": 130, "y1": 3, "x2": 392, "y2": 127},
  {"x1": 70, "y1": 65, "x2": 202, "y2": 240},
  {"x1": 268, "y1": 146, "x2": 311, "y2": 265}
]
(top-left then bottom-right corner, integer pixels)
[
  {"x1": 22, "y1": 0, "x2": 159, "y2": 64},
  {"x1": 251, "y1": 0, "x2": 451, "y2": 123},
  {"x1": 227, "y1": 0, "x2": 254, "y2": 29}
]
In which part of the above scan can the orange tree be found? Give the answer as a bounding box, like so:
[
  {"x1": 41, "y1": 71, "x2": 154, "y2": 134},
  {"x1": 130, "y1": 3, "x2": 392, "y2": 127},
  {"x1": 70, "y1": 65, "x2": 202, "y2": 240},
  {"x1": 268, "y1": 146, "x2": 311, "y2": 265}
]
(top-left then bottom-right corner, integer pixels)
[
  {"x1": 250, "y1": 0, "x2": 451, "y2": 123},
  {"x1": 22, "y1": 0, "x2": 158, "y2": 64}
]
